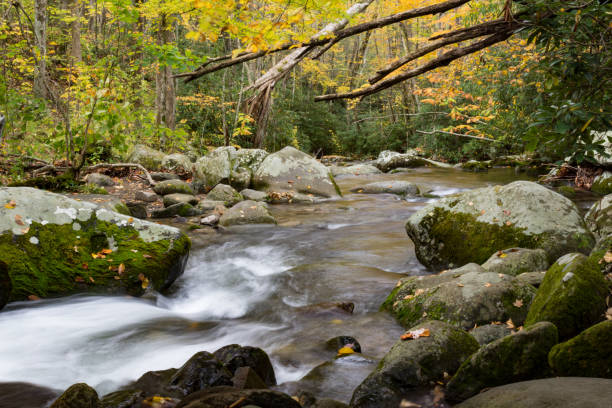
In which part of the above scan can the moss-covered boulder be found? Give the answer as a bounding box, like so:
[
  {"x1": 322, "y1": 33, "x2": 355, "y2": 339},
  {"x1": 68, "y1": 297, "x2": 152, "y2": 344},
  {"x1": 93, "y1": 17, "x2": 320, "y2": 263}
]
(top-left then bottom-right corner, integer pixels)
[
  {"x1": 548, "y1": 320, "x2": 612, "y2": 378},
  {"x1": 151, "y1": 202, "x2": 201, "y2": 218},
  {"x1": 406, "y1": 181, "x2": 594, "y2": 270},
  {"x1": 206, "y1": 184, "x2": 243, "y2": 207},
  {"x1": 253, "y1": 147, "x2": 340, "y2": 198},
  {"x1": 525, "y1": 253, "x2": 608, "y2": 340},
  {"x1": 153, "y1": 179, "x2": 194, "y2": 196},
  {"x1": 0, "y1": 260, "x2": 11, "y2": 310},
  {"x1": 99, "y1": 389, "x2": 145, "y2": 408},
  {"x1": 161, "y1": 153, "x2": 193, "y2": 174},
  {"x1": 193, "y1": 147, "x2": 236, "y2": 192},
  {"x1": 481, "y1": 248, "x2": 550, "y2": 276},
  {"x1": 350, "y1": 320, "x2": 479, "y2": 408},
  {"x1": 162, "y1": 193, "x2": 199, "y2": 207},
  {"x1": 585, "y1": 194, "x2": 612, "y2": 240},
  {"x1": 469, "y1": 324, "x2": 512, "y2": 345},
  {"x1": 383, "y1": 267, "x2": 536, "y2": 330},
  {"x1": 591, "y1": 171, "x2": 612, "y2": 195},
  {"x1": 219, "y1": 201, "x2": 276, "y2": 227},
  {"x1": 455, "y1": 377, "x2": 612, "y2": 408},
  {"x1": 350, "y1": 181, "x2": 418, "y2": 196},
  {"x1": 83, "y1": 173, "x2": 115, "y2": 187},
  {"x1": 127, "y1": 144, "x2": 165, "y2": 171},
  {"x1": 50, "y1": 383, "x2": 99, "y2": 408},
  {"x1": 229, "y1": 166, "x2": 251, "y2": 191},
  {"x1": 460, "y1": 160, "x2": 490, "y2": 172},
  {"x1": 446, "y1": 322, "x2": 558, "y2": 402},
  {"x1": 0, "y1": 187, "x2": 190, "y2": 301}
]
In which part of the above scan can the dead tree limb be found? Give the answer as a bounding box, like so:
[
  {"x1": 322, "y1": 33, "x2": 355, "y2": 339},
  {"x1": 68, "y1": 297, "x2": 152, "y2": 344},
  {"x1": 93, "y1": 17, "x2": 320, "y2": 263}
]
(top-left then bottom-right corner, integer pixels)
[
  {"x1": 83, "y1": 163, "x2": 157, "y2": 185},
  {"x1": 415, "y1": 129, "x2": 503, "y2": 142}
]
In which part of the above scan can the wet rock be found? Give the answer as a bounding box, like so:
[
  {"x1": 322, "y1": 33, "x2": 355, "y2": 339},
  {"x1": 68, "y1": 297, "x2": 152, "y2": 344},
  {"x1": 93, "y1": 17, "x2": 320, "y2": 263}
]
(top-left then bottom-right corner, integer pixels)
[
  {"x1": 481, "y1": 248, "x2": 549, "y2": 276},
  {"x1": 200, "y1": 214, "x2": 220, "y2": 226},
  {"x1": 406, "y1": 181, "x2": 594, "y2": 270},
  {"x1": 0, "y1": 187, "x2": 190, "y2": 300},
  {"x1": 591, "y1": 171, "x2": 612, "y2": 195},
  {"x1": 384, "y1": 269, "x2": 536, "y2": 330},
  {"x1": 131, "y1": 368, "x2": 178, "y2": 397},
  {"x1": 229, "y1": 166, "x2": 251, "y2": 191},
  {"x1": 446, "y1": 322, "x2": 558, "y2": 402},
  {"x1": 350, "y1": 181, "x2": 418, "y2": 196},
  {"x1": 151, "y1": 172, "x2": 181, "y2": 182},
  {"x1": 266, "y1": 191, "x2": 316, "y2": 204},
  {"x1": 153, "y1": 180, "x2": 194, "y2": 196},
  {"x1": 99, "y1": 389, "x2": 145, "y2": 408},
  {"x1": 350, "y1": 320, "x2": 479, "y2": 408},
  {"x1": 0, "y1": 382, "x2": 60, "y2": 408},
  {"x1": 0, "y1": 260, "x2": 10, "y2": 310},
  {"x1": 253, "y1": 146, "x2": 340, "y2": 198},
  {"x1": 231, "y1": 366, "x2": 268, "y2": 390},
  {"x1": 162, "y1": 153, "x2": 193, "y2": 174},
  {"x1": 151, "y1": 203, "x2": 201, "y2": 218},
  {"x1": 296, "y1": 301, "x2": 355, "y2": 316},
  {"x1": 460, "y1": 160, "x2": 490, "y2": 172},
  {"x1": 525, "y1": 253, "x2": 608, "y2": 340},
  {"x1": 134, "y1": 191, "x2": 158, "y2": 202},
  {"x1": 167, "y1": 351, "x2": 233, "y2": 397},
  {"x1": 325, "y1": 336, "x2": 361, "y2": 353},
  {"x1": 125, "y1": 201, "x2": 147, "y2": 219},
  {"x1": 240, "y1": 189, "x2": 268, "y2": 202},
  {"x1": 84, "y1": 173, "x2": 115, "y2": 187},
  {"x1": 213, "y1": 344, "x2": 276, "y2": 386},
  {"x1": 455, "y1": 377, "x2": 612, "y2": 408},
  {"x1": 516, "y1": 271, "x2": 546, "y2": 287},
  {"x1": 127, "y1": 144, "x2": 165, "y2": 171},
  {"x1": 469, "y1": 324, "x2": 512, "y2": 345},
  {"x1": 196, "y1": 200, "x2": 225, "y2": 212},
  {"x1": 163, "y1": 194, "x2": 199, "y2": 208},
  {"x1": 329, "y1": 164, "x2": 381, "y2": 176},
  {"x1": 206, "y1": 184, "x2": 243, "y2": 207},
  {"x1": 375, "y1": 151, "x2": 434, "y2": 172},
  {"x1": 548, "y1": 320, "x2": 612, "y2": 378},
  {"x1": 218, "y1": 200, "x2": 275, "y2": 227},
  {"x1": 50, "y1": 383, "x2": 99, "y2": 408},
  {"x1": 176, "y1": 386, "x2": 301, "y2": 408},
  {"x1": 585, "y1": 194, "x2": 612, "y2": 240}
]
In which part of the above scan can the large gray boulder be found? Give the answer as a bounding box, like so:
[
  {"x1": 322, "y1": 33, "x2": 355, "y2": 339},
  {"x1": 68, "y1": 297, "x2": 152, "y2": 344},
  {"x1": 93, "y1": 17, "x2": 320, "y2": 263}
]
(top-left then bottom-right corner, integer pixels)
[
  {"x1": 0, "y1": 187, "x2": 190, "y2": 301},
  {"x1": 383, "y1": 266, "x2": 536, "y2": 330},
  {"x1": 83, "y1": 173, "x2": 115, "y2": 187},
  {"x1": 350, "y1": 320, "x2": 478, "y2": 408},
  {"x1": 406, "y1": 181, "x2": 595, "y2": 270},
  {"x1": 162, "y1": 153, "x2": 193, "y2": 174},
  {"x1": 219, "y1": 200, "x2": 276, "y2": 227},
  {"x1": 253, "y1": 147, "x2": 340, "y2": 198},
  {"x1": 127, "y1": 144, "x2": 165, "y2": 170},
  {"x1": 456, "y1": 377, "x2": 612, "y2": 408},
  {"x1": 446, "y1": 322, "x2": 559, "y2": 402},
  {"x1": 585, "y1": 194, "x2": 612, "y2": 240},
  {"x1": 207, "y1": 184, "x2": 243, "y2": 207},
  {"x1": 235, "y1": 148, "x2": 268, "y2": 170},
  {"x1": 481, "y1": 248, "x2": 550, "y2": 276},
  {"x1": 193, "y1": 147, "x2": 268, "y2": 192}
]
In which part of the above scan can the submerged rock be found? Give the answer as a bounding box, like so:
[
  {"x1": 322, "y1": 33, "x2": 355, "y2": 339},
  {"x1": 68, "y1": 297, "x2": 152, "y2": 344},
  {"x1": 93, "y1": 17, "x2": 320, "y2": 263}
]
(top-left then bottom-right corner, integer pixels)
[
  {"x1": 153, "y1": 179, "x2": 194, "y2": 196},
  {"x1": 350, "y1": 320, "x2": 478, "y2": 408},
  {"x1": 127, "y1": 144, "x2": 165, "y2": 171},
  {"x1": 548, "y1": 320, "x2": 612, "y2": 378},
  {"x1": 455, "y1": 377, "x2": 612, "y2": 408},
  {"x1": 0, "y1": 187, "x2": 190, "y2": 300},
  {"x1": 253, "y1": 146, "x2": 340, "y2": 198},
  {"x1": 446, "y1": 322, "x2": 558, "y2": 402},
  {"x1": 218, "y1": 200, "x2": 275, "y2": 226},
  {"x1": 481, "y1": 248, "x2": 549, "y2": 276},
  {"x1": 406, "y1": 181, "x2": 594, "y2": 270},
  {"x1": 50, "y1": 383, "x2": 99, "y2": 408},
  {"x1": 329, "y1": 164, "x2": 381, "y2": 176},
  {"x1": 525, "y1": 253, "x2": 608, "y2": 340},
  {"x1": 350, "y1": 181, "x2": 418, "y2": 196},
  {"x1": 585, "y1": 194, "x2": 612, "y2": 240}
]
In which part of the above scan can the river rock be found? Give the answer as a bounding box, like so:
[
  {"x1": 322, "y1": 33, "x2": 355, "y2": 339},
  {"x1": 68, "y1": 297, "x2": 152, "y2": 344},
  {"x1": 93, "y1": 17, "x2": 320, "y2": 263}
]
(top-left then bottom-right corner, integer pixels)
[
  {"x1": 176, "y1": 386, "x2": 301, "y2": 408},
  {"x1": 213, "y1": 344, "x2": 276, "y2": 386},
  {"x1": 229, "y1": 166, "x2": 251, "y2": 191},
  {"x1": 162, "y1": 153, "x2": 193, "y2": 174},
  {"x1": 167, "y1": 351, "x2": 233, "y2": 397},
  {"x1": 76, "y1": 194, "x2": 131, "y2": 216},
  {"x1": 127, "y1": 144, "x2": 165, "y2": 171},
  {"x1": 516, "y1": 271, "x2": 547, "y2": 287},
  {"x1": 0, "y1": 187, "x2": 190, "y2": 300},
  {"x1": 129, "y1": 367, "x2": 178, "y2": 398},
  {"x1": 99, "y1": 389, "x2": 145, "y2": 408},
  {"x1": 469, "y1": 324, "x2": 512, "y2": 345},
  {"x1": 84, "y1": 173, "x2": 115, "y2": 187},
  {"x1": 153, "y1": 179, "x2": 194, "y2": 196},
  {"x1": 350, "y1": 181, "x2": 418, "y2": 196},
  {"x1": 455, "y1": 377, "x2": 612, "y2": 408},
  {"x1": 235, "y1": 148, "x2": 269, "y2": 170},
  {"x1": 151, "y1": 172, "x2": 181, "y2": 181},
  {"x1": 253, "y1": 146, "x2": 340, "y2": 198},
  {"x1": 591, "y1": 171, "x2": 612, "y2": 195},
  {"x1": 460, "y1": 160, "x2": 490, "y2": 172},
  {"x1": 0, "y1": 260, "x2": 11, "y2": 310},
  {"x1": 197, "y1": 200, "x2": 225, "y2": 212},
  {"x1": 151, "y1": 203, "x2": 201, "y2": 218},
  {"x1": 266, "y1": 191, "x2": 316, "y2": 204},
  {"x1": 525, "y1": 253, "x2": 608, "y2": 340},
  {"x1": 134, "y1": 190, "x2": 158, "y2": 202},
  {"x1": 206, "y1": 184, "x2": 242, "y2": 207},
  {"x1": 325, "y1": 336, "x2": 362, "y2": 353},
  {"x1": 219, "y1": 200, "x2": 275, "y2": 227},
  {"x1": 50, "y1": 383, "x2": 99, "y2": 408},
  {"x1": 481, "y1": 248, "x2": 549, "y2": 276},
  {"x1": 193, "y1": 147, "x2": 236, "y2": 192},
  {"x1": 548, "y1": 320, "x2": 612, "y2": 378},
  {"x1": 375, "y1": 151, "x2": 432, "y2": 172},
  {"x1": 446, "y1": 322, "x2": 558, "y2": 402},
  {"x1": 0, "y1": 382, "x2": 60, "y2": 408},
  {"x1": 585, "y1": 194, "x2": 612, "y2": 240},
  {"x1": 125, "y1": 201, "x2": 147, "y2": 219},
  {"x1": 329, "y1": 164, "x2": 381, "y2": 176},
  {"x1": 406, "y1": 181, "x2": 595, "y2": 270},
  {"x1": 384, "y1": 268, "x2": 536, "y2": 330},
  {"x1": 240, "y1": 189, "x2": 268, "y2": 202},
  {"x1": 350, "y1": 320, "x2": 479, "y2": 408},
  {"x1": 163, "y1": 193, "x2": 199, "y2": 207}
]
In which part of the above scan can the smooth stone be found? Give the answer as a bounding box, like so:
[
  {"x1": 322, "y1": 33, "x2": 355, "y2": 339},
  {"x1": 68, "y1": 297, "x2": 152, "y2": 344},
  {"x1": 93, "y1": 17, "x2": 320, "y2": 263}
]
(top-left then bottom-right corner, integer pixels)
[
  {"x1": 84, "y1": 173, "x2": 115, "y2": 187},
  {"x1": 151, "y1": 203, "x2": 202, "y2": 218},
  {"x1": 134, "y1": 190, "x2": 159, "y2": 202},
  {"x1": 469, "y1": 324, "x2": 512, "y2": 345},
  {"x1": 240, "y1": 189, "x2": 268, "y2": 202},
  {"x1": 218, "y1": 200, "x2": 275, "y2": 227},
  {"x1": 153, "y1": 179, "x2": 194, "y2": 196},
  {"x1": 163, "y1": 193, "x2": 199, "y2": 207},
  {"x1": 167, "y1": 351, "x2": 232, "y2": 397},
  {"x1": 206, "y1": 184, "x2": 243, "y2": 207},
  {"x1": 213, "y1": 344, "x2": 276, "y2": 386},
  {"x1": 481, "y1": 248, "x2": 550, "y2": 276},
  {"x1": 0, "y1": 382, "x2": 60, "y2": 408},
  {"x1": 350, "y1": 181, "x2": 418, "y2": 196},
  {"x1": 151, "y1": 172, "x2": 181, "y2": 181}
]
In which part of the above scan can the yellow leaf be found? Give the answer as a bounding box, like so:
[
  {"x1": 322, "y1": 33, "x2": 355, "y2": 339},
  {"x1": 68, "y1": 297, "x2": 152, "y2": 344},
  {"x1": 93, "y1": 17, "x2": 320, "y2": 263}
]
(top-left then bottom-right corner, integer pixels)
[
  {"x1": 603, "y1": 251, "x2": 612, "y2": 263},
  {"x1": 4, "y1": 200, "x2": 16, "y2": 209},
  {"x1": 337, "y1": 346, "x2": 355, "y2": 355}
]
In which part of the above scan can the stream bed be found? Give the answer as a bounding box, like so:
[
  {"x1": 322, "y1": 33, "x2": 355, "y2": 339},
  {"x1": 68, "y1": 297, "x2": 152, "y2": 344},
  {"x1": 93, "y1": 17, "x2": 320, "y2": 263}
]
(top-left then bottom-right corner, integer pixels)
[{"x1": 0, "y1": 168, "x2": 537, "y2": 403}]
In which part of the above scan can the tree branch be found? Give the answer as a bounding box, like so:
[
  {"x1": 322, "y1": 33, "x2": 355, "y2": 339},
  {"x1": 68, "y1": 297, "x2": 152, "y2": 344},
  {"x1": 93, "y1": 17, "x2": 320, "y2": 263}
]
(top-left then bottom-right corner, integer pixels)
[
  {"x1": 415, "y1": 129, "x2": 502, "y2": 142},
  {"x1": 83, "y1": 163, "x2": 157, "y2": 185}
]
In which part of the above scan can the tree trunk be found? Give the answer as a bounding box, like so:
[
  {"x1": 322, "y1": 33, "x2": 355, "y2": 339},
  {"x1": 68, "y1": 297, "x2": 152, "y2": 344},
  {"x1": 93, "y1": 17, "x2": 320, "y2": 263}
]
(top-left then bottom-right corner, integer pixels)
[
  {"x1": 33, "y1": 0, "x2": 48, "y2": 98},
  {"x1": 70, "y1": 0, "x2": 82, "y2": 62},
  {"x1": 155, "y1": 14, "x2": 176, "y2": 137}
]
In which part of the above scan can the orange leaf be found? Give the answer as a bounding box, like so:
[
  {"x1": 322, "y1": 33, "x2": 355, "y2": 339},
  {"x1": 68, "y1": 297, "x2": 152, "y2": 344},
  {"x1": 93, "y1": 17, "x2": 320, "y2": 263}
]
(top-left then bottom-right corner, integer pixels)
[
  {"x1": 28, "y1": 295, "x2": 40, "y2": 301},
  {"x1": 118, "y1": 263, "x2": 125, "y2": 275},
  {"x1": 101, "y1": 249, "x2": 113, "y2": 254},
  {"x1": 89, "y1": 276, "x2": 95, "y2": 283},
  {"x1": 75, "y1": 276, "x2": 85, "y2": 283},
  {"x1": 14, "y1": 214, "x2": 24, "y2": 225},
  {"x1": 401, "y1": 328, "x2": 431, "y2": 340}
]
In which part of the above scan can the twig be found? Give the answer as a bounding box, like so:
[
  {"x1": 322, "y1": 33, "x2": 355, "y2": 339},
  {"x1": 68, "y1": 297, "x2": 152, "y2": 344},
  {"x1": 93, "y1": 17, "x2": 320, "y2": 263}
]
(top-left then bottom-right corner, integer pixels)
[
  {"x1": 83, "y1": 163, "x2": 157, "y2": 185},
  {"x1": 415, "y1": 129, "x2": 502, "y2": 142}
]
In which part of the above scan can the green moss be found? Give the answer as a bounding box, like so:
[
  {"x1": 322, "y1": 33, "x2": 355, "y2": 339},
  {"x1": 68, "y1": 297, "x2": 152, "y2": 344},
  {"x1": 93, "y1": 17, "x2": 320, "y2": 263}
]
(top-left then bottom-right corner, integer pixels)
[
  {"x1": 9, "y1": 173, "x2": 83, "y2": 192},
  {"x1": 328, "y1": 173, "x2": 342, "y2": 197},
  {"x1": 0, "y1": 219, "x2": 190, "y2": 300},
  {"x1": 78, "y1": 183, "x2": 109, "y2": 195},
  {"x1": 548, "y1": 320, "x2": 612, "y2": 378},
  {"x1": 592, "y1": 176, "x2": 612, "y2": 195},
  {"x1": 383, "y1": 285, "x2": 449, "y2": 328},
  {"x1": 557, "y1": 186, "x2": 576, "y2": 198},
  {"x1": 525, "y1": 254, "x2": 608, "y2": 340}
]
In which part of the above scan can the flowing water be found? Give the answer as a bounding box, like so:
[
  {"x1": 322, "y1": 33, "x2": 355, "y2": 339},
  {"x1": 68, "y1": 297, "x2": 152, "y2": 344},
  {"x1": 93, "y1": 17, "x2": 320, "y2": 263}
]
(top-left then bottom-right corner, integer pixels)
[{"x1": 0, "y1": 167, "x2": 536, "y2": 403}]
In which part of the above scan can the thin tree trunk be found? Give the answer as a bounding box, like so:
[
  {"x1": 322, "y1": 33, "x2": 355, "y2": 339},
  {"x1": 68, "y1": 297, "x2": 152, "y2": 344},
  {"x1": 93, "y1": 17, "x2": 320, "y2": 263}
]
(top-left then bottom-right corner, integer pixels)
[
  {"x1": 70, "y1": 0, "x2": 82, "y2": 62},
  {"x1": 33, "y1": 0, "x2": 48, "y2": 98},
  {"x1": 155, "y1": 14, "x2": 176, "y2": 138}
]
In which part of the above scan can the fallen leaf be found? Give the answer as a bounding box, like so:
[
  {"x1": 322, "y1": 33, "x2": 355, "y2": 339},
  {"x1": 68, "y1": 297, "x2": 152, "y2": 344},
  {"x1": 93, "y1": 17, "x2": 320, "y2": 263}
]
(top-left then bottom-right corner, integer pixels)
[
  {"x1": 82, "y1": 263, "x2": 88, "y2": 269},
  {"x1": 131, "y1": 249, "x2": 138, "y2": 253},
  {"x1": 506, "y1": 318, "x2": 515, "y2": 329},
  {"x1": 480, "y1": 209, "x2": 486, "y2": 215},
  {"x1": 513, "y1": 299, "x2": 524, "y2": 308},
  {"x1": 604, "y1": 251, "x2": 612, "y2": 263},
  {"x1": 399, "y1": 400, "x2": 422, "y2": 408},
  {"x1": 457, "y1": 283, "x2": 465, "y2": 287},
  {"x1": 114, "y1": 276, "x2": 121, "y2": 280},
  {"x1": 330, "y1": 319, "x2": 343, "y2": 324},
  {"x1": 499, "y1": 253, "x2": 507, "y2": 258},
  {"x1": 403, "y1": 294, "x2": 415, "y2": 300},
  {"x1": 396, "y1": 280, "x2": 402, "y2": 288},
  {"x1": 4, "y1": 200, "x2": 16, "y2": 209},
  {"x1": 414, "y1": 288, "x2": 425, "y2": 296},
  {"x1": 484, "y1": 282, "x2": 492, "y2": 287},
  {"x1": 337, "y1": 346, "x2": 355, "y2": 355},
  {"x1": 89, "y1": 276, "x2": 95, "y2": 283},
  {"x1": 118, "y1": 263, "x2": 125, "y2": 275},
  {"x1": 401, "y1": 328, "x2": 431, "y2": 340},
  {"x1": 128, "y1": 217, "x2": 134, "y2": 223},
  {"x1": 21, "y1": 227, "x2": 29, "y2": 234},
  {"x1": 432, "y1": 385, "x2": 445, "y2": 404},
  {"x1": 28, "y1": 295, "x2": 40, "y2": 301},
  {"x1": 14, "y1": 214, "x2": 24, "y2": 225},
  {"x1": 505, "y1": 221, "x2": 512, "y2": 226},
  {"x1": 141, "y1": 277, "x2": 149, "y2": 289},
  {"x1": 101, "y1": 249, "x2": 113, "y2": 254},
  {"x1": 75, "y1": 276, "x2": 85, "y2": 283}
]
